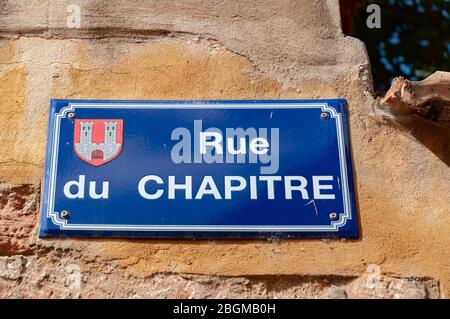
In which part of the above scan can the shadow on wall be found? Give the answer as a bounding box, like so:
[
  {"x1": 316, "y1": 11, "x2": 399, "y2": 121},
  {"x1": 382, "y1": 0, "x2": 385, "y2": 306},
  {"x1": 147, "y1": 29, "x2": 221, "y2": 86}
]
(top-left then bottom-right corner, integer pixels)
[{"x1": 383, "y1": 115, "x2": 450, "y2": 167}]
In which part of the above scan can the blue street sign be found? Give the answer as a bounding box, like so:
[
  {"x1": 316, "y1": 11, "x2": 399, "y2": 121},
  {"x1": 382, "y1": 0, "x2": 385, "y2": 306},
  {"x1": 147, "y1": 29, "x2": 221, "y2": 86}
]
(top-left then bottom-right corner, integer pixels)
[{"x1": 39, "y1": 99, "x2": 358, "y2": 238}]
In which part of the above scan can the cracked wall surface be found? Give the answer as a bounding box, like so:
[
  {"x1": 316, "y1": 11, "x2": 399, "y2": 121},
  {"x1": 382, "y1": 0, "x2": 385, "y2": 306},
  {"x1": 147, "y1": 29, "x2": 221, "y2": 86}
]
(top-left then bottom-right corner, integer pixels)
[{"x1": 0, "y1": 0, "x2": 449, "y2": 298}]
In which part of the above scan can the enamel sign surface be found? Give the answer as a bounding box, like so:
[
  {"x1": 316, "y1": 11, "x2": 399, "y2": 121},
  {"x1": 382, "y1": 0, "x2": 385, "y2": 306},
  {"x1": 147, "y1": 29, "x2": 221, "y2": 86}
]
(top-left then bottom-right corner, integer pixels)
[{"x1": 39, "y1": 99, "x2": 358, "y2": 238}]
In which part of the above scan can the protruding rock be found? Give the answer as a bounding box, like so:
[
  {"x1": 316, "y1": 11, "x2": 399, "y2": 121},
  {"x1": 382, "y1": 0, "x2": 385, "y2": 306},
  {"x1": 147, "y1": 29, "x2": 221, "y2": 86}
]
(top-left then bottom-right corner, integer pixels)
[{"x1": 381, "y1": 71, "x2": 450, "y2": 123}]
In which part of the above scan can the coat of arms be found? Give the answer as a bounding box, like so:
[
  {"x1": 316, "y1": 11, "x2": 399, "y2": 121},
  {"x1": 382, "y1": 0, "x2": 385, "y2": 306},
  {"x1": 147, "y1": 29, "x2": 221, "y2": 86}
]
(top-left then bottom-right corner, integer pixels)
[{"x1": 74, "y1": 119, "x2": 123, "y2": 166}]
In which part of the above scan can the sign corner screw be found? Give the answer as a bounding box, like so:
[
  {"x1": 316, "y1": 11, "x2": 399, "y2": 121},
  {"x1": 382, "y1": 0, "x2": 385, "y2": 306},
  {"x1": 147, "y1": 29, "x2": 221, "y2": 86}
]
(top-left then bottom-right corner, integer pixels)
[
  {"x1": 68, "y1": 113, "x2": 75, "y2": 119},
  {"x1": 60, "y1": 210, "x2": 69, "y2": 219},
  {"x1": 320, "y1": 112, "x2": 329, "y2": 119},
  {"x1": 329, "y1": 212, "x2": 338, "y2": 220}
]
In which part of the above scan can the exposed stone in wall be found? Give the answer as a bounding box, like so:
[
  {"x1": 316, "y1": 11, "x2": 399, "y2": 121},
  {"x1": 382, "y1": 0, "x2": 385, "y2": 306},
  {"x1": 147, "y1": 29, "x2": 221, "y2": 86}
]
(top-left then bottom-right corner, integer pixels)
[
  {"x1": 0, "y1": 0, "x2": 449, "y2": 298},
  {"x1": 0, "y1": 184, "x2": 39, "y2": 255},
  {"x1": 0, "y1": 252, "x2": 440, "y2": 299}
]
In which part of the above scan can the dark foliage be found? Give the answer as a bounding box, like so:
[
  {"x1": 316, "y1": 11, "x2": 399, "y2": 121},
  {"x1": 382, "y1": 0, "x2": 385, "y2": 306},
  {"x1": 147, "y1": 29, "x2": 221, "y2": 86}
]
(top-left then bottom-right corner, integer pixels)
[{"x1": 352, "y1": 0, "x2": 449, "y2": 93}]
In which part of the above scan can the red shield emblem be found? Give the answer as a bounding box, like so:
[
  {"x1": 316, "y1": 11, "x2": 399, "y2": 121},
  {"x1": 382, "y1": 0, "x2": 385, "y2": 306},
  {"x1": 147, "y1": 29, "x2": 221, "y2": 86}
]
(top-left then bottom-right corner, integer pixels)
[{"x1": 74, "y1": 119, "x2": 123, "y2": 166}]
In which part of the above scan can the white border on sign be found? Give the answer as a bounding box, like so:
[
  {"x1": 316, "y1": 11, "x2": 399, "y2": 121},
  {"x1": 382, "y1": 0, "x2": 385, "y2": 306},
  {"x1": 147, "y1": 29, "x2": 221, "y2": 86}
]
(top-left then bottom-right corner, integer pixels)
[{"x1": 45, "y1": 102, "x2": 353, "y2": 232}]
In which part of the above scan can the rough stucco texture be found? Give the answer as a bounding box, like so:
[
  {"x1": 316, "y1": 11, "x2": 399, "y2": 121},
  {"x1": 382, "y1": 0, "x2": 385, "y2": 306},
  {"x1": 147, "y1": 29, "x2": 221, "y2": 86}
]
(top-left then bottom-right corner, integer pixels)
[{"x1": 0, "y1": 0, "x2": 449, "y2": 298}]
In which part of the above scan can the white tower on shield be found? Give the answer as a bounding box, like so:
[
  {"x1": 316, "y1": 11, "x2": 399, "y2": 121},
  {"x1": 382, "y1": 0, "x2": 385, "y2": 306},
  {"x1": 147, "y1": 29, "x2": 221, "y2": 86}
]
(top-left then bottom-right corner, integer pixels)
[
  {"x1": 104, "y1": 122, "x2": 118, "y2": 144},
  {"x1": 80, "y1": 122, "x2": 93, "y2": 144},
  {"x1": 103, "y1": 122, "x2": 120, "y2": 160}
]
